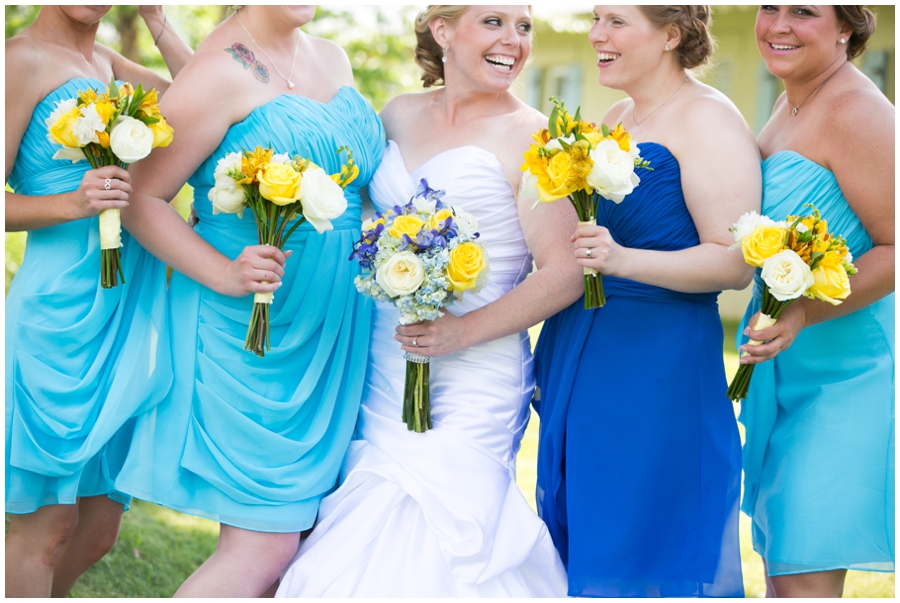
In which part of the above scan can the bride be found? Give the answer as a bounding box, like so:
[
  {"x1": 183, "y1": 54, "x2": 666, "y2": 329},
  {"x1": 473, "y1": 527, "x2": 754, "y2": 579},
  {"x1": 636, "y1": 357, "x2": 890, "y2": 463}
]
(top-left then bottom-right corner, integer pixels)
[{"x1": 276, "y1": 5, "x2": 581, "y2": 597}]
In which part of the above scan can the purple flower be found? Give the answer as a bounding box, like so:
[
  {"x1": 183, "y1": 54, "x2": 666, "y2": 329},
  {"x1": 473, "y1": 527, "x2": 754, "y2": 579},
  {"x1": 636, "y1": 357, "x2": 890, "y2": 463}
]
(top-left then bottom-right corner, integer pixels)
[{"x1": 415, "y1": 178, "x2": 446, "y2": 205}]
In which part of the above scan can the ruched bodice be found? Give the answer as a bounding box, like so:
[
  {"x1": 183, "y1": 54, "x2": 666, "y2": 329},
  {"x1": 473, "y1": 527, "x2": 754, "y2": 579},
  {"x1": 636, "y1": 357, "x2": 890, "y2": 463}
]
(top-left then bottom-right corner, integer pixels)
[
  {"x1": 737, "y1": 150, "x2": 894, "y2": 576},
  {"x1": 115, "y1": 87, "x2": 385, "y2": 532},
  {"x1": 276, "y1": 140, "x2": 567, "y2": 597},
  {"x1": 534, "y1": 142, "x2": 743, "y2": 597},
  {"x1": 6, "y1": 78, "x2": 171, "y2": 513}
]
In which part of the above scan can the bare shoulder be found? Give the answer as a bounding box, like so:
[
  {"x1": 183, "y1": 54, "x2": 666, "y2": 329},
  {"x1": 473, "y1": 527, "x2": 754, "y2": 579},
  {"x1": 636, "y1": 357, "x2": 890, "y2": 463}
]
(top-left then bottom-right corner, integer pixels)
[
  {"x1": 826, "y1": 80, "x2": 894, "y2": 141},
  {"x1": 680, "y1": 83, "x2": 753, "y2": 141},
  {"x1": 380, "y1": 91, "x2": 435, "y2": 140},
  {"x1": 6, "y1": 36, "x2": 49, "y2": 95},
  {"x1": 602, "y1": 98, "x2": 632, "y2": 126}
]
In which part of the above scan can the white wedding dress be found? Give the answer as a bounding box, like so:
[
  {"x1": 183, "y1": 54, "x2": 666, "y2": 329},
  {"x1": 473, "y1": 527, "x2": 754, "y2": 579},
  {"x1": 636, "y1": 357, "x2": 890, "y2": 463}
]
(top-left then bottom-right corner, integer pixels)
[{"x1": 275, "y1": 141, "x2": 568, "y2": 598}]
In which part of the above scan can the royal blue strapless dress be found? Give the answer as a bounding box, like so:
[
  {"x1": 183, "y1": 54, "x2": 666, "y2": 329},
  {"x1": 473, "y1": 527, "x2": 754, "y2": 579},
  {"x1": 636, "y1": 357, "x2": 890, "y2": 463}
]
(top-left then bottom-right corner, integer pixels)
[
  {"x1": 534, "y1": 143, "x2": 744, "y2": 597},
  {"x1": 738, "y1": 151, "x2": 894, "y2": 576},
  {"x1": 6, "y1": 78, "x2": 172, "y2": 514},
  {"x1": 115, "y1": 87, "x2": 384, "y2": 532}
]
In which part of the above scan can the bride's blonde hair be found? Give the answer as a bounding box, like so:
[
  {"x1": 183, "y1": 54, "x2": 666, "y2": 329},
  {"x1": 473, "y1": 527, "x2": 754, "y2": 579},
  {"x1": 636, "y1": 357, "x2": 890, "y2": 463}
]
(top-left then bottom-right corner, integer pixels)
[{"x1": 414, "y1": 6, "x2": 469, "y2": 88}]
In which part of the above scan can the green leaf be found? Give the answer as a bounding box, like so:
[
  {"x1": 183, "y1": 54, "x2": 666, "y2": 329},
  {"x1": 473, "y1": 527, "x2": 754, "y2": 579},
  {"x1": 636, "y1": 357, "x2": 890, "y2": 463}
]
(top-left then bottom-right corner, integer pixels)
[
  {"x1": 601, "y1": 123, "x2": 610, "y2": 137},
  {"x1": 574, "y1": 106, "x2": 582, "y2": 123},
  {"x1": 548, "y1": 104, "x2": 559, "y2": 138}
]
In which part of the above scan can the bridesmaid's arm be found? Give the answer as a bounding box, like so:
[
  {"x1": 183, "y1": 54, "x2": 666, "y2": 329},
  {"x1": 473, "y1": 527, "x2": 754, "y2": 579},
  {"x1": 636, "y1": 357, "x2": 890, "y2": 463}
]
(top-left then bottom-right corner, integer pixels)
[
  {"x1": 740, "y1": 89, "x2": 894, "y2": 364},
  {"x1": 575, "y1": 95, "x2": 760, "y2": 294},
  {"x1": 5, "y1": 39, "x2": 131, "y2": 231},
  {"x1": 119, "y1": 50, "x2": 285, "y2": 297}
]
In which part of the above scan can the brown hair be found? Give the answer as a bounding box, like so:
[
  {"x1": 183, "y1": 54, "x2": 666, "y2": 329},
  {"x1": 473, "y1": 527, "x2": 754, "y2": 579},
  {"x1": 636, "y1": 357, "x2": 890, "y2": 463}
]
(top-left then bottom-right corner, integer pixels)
[
  {"x1": 414, "y1": 6, "x2": 469, "y2": 88},
  {"x1": 638, "y1": 5, "x2": 715, "y2": 70},
  {"x1": 834, "y1": 6, "x2": 877, "y2": 59}
]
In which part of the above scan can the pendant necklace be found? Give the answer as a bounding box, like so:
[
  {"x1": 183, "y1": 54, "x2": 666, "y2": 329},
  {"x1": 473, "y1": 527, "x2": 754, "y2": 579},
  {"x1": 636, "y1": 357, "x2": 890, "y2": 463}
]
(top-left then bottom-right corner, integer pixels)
[
  {"x1": 786, "y1": 62, "x2": 845, "y2": 116},
  {"x1": 235, "y1": 10, "x2": 300, "y2": 90},
  {"x1": 632, "y1": 76, "x2": 689, "y2": 127}
]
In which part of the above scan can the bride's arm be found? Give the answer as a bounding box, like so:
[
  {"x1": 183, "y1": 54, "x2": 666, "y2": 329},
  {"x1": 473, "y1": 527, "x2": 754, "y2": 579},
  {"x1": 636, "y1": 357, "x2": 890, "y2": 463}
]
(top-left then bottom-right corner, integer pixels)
[{"x1": 394, "y1": 114, "x2": 583, "y2": 357}]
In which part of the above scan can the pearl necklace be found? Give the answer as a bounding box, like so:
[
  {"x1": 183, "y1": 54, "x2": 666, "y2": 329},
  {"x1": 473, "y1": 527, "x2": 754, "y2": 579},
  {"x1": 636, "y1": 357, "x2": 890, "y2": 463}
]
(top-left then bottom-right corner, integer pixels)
[
  {"x1": 632, "y1": 76, "x2": 689, "y2": 127},
  {"x1": 235, "y1": 10, "x2": 300, "y2": 90}
]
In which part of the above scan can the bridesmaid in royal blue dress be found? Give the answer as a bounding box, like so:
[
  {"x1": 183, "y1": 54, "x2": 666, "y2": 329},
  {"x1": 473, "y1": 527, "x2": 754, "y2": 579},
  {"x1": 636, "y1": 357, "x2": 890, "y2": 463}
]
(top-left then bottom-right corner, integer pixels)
[
  {"x1": 737, "y1": 6, "x2": 893, "y2": 597},
  {"x1": 534, "y1": 6, "x2": 761, "y2": 597},
  {"x1": 112, "y1": 6, "x2": 384, "y2": 597},
  {"x1": 5, "y1": 6, "x2": 191, "y2": 597}
]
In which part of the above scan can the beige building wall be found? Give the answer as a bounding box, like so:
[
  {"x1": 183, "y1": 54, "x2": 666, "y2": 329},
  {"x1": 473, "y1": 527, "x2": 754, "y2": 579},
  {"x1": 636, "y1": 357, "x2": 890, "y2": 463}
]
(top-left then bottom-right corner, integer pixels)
[{"x1": 518, "y1": 6, "x2": 895, "y2": 321}]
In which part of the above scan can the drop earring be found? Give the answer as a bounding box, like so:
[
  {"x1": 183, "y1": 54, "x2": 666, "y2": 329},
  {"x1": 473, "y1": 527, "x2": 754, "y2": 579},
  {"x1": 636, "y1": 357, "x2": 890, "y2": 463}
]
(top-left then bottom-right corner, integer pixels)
[{"x1": 442, "y1": 46, "x2": 448, "y2": 63}]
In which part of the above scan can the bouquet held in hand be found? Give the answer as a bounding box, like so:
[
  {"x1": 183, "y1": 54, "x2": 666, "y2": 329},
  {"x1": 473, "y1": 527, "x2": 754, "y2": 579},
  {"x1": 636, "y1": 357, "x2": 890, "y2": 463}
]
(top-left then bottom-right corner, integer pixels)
[
  {"x1": 521, "y1": 97, "x2": 650, "y2": 309},
  {"x1": 46, "y1": 77, "x2": 173, "y2": 288},
  {"x1": 726, "y1": 204, "x2": 857, "y2": 402},
  {"x1": 350, "y1": 179, "x2": 489, "y2": 433},
  {"x1": 209, "y1": 145, "x2": 358, "y2": 357}
]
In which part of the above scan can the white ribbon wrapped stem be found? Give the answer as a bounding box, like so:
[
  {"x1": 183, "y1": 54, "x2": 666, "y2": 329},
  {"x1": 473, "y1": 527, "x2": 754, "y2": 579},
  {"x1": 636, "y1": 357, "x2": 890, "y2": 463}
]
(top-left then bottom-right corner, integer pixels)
[
  {"x1": 578, "y1": 218, "x2": 598, "y2": 277},
  {"x1": 740, "y1": 312, "x2": 777, "y2": 358},
  {"x1": 254, "y1": 286, "x2": 274, "y2": 305},
  {"x1": 99, "y1": 208, "x2": 122, "y2": 250}
]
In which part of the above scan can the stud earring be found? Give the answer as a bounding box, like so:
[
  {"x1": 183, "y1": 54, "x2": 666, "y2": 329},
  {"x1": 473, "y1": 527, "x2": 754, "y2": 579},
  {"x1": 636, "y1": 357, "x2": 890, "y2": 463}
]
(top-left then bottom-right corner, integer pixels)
[
  {"x1": 442, "y1": 46, "x2": 448, "y2": 63},
  {"x1": 664, "y1": 44, "x2": 670, "y2": 51},
  {"x1": 839, "y1": 37, "x2": 846, "y2": 44}
]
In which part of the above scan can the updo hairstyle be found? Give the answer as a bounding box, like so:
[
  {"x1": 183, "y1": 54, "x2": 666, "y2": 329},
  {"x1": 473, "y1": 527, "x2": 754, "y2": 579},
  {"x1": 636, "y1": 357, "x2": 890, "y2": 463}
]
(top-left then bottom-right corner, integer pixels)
[
  {"x1": 414, "y1": 6, "x2": 469, "y2": 88},
  {"x1": 834, "y1": 6, "x2": 877, "y2": 60},
  {"x1": 639, "y1": 6, "x2": 715, "y2": 70}
]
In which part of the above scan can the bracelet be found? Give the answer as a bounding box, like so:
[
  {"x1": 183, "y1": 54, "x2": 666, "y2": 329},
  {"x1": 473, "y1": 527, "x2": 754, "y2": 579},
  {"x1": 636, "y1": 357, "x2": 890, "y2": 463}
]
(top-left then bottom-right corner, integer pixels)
[{"x1": 153, "y1": 14, "x2": 167, "y2": 46}]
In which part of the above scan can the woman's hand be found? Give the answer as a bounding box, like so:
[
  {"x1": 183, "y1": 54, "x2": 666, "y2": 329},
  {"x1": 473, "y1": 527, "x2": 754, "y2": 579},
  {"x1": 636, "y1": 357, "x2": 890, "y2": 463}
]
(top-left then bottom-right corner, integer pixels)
[
  {"x1": 572, "y1": 222, "x2": 625, "y2": 276},
  {"x1": 738, "y1": 303, "x2": 808, "y2": 365},
  {"x1": 220, "y1": 245, "x2": 292, "y2": 298},
  {"x1": 71, "y1": 165, "x2": 132, "y2": 220},
  {"x1": 395, "y1": 313, "x2": 469, "y2": 358}
]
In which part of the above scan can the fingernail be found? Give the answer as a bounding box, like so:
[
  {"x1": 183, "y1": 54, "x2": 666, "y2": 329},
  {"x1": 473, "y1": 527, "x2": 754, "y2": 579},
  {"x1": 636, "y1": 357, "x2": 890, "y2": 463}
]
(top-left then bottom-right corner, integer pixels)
[
  {"x1": 743, "y1": 328, "x2": 749, "y2": 335},
  {"x1": 277, "y1": 282, "x2": 283, "y2": 288}
]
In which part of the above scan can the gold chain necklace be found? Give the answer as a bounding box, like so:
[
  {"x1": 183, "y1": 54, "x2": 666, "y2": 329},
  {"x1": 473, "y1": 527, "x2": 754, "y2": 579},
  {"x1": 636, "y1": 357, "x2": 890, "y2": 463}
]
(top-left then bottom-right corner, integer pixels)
[
  {"x1": 632, "y1": 76, "x2": 689, "y2": 126},
  {"x1": 235, "y1": 10, "x2": 300, "y2": 90}
]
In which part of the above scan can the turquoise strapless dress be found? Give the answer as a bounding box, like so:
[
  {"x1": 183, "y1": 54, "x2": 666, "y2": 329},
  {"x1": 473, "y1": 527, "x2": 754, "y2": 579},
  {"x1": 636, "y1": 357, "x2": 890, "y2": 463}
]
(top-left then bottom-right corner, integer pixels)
[
  {"x1": 738, "y1": 151, "x2": 894, "y2": 575},
  {"x1": 115, "y1": 87, "x2": 385, "y2": 532},
  {"x1": 534, "y1": 143, "x2": 744, "y2": 597},
  {"x1": 6, "y1": 78, "x2": 172, "y2": 514}
]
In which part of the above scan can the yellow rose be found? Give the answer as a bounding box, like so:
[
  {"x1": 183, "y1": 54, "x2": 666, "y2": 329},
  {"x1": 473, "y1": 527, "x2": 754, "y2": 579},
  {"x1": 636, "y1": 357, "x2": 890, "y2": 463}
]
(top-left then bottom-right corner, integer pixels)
[
  {"x1": 741, "y1": 224, "x2": 787, "y2": 267},
  {"x1": 48, "y1": 106, "x2": 82, "y2": 148},
  {"x1": 149, "y1": 116, "x2": 174, "y2": 148},
  {"x1": 538, "y1": 150, "x2": 579, "y2": 202},
  {"x1": 429, "y1": 208, "x2": 455, "y2": 231},
  {"x1": 388, "y1": 214, "x2": 425, "y2": 240},
  {"x1": 808, "y1": 254, "x2": 851, "y2": 305},
  {"x1": 448, "y1": 242, "x2": 486, "y2": 292},
  {"x1": 583, "y1": 131, "x2": 604, "y2": 149},
  {"x1": 258, "y1": 162, "x2": 302, "y2": 206}
]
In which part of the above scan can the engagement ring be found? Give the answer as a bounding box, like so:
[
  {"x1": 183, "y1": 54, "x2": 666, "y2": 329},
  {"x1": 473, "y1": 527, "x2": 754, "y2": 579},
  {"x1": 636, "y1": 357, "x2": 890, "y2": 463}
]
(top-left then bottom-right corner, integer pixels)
[
  {"x1": 413, "y1": 336, "x2": 420, "y2": 348},
  {"x1": 586, "y1": 247, "x2": 593, "y2": 259},
  {"x1": 104, "y1": 178, "x2": 112, "y2": 190}
]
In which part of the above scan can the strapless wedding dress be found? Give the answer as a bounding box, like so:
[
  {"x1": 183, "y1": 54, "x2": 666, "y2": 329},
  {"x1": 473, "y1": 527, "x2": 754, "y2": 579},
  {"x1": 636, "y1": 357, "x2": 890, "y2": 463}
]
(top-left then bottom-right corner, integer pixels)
[{"x1": 275, "y1": 141, "x2": 567, "y2": 597}]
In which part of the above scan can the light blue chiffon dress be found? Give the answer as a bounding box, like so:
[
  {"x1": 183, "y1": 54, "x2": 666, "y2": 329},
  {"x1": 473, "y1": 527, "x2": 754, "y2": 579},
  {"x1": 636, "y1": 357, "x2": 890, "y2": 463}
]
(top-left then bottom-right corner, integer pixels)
[
  {"x1": 6, "y1": 77, "x2": 172, "y2": 514},
  {"x1": 115, "y1": 87, "x2": 384, "y2": 532},
  {"x1": 738, "y1": 151, "x2": 894, "y2": 576}
]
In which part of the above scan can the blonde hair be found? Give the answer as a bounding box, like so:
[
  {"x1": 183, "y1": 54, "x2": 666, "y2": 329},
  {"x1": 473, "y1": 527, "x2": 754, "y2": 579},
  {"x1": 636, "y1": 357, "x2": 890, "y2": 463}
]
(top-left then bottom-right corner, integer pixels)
[
  {"x1": 639, "y1": 6, "x2": 715, "y2": 70},
  {"x1": 414, "y1": 6, "x2": 469, "y2": 88}
]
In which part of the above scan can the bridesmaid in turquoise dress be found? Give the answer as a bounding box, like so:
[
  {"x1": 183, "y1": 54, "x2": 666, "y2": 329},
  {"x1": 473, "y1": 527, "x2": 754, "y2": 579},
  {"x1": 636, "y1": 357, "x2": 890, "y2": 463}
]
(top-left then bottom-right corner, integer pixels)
[
  {"x1": 534, "y1": 7, "x2": 761, "y2": 597},
  {"x1": 5, "y1": 6, "x2": 191, "y2": 597},
  {"x1": 112, "y1": 7, "x2": 383, "y2": 597},
  {"x1": 737, "y1": 6, "x2": 894, "y2": 597}
]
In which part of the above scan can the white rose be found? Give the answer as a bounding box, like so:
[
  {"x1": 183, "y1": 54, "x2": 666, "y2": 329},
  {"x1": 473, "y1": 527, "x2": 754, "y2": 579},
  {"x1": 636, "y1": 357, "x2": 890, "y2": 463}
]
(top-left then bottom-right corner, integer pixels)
[
  {"x1": 761, "y1": 249, "x2": 814, "y2": 301},
  {"x1": 72, "y1": 104, "x2": 105, "y2": 146},
  {"x1": 208, "y1": 181, "x2": 246, "y2": 217},
  {"x1": 375, "y1": 250, "x2": 426, "y2": 298},
  {"x1": 44, "y1": 98, "x2": 78, "y2": 130},
  {"x1": 270, "y1": 153, "x2": 291, "y2": 165},
  {"x1": 299, "y1": 166, "x2": 347, "y2": 234},
  {"x1": 214, "y1": 151, "x2": 243, "y2": 180},
  {"x1": 628, "y1": 140, "x2": 643, "y2": 161},
  {"x1": 729, "y1": 210, "x2": 779, "y2": 250},
  {"x1": 519, "y1": 171, "x2": 540, "y2": 208},
  {"x1": 109, "y1": 116, "x2": 153, "y2": 164},
  {"x1": 586, "y1": 139, "x2": 640, "y2": 204},
  {"x1": 453, "y1": 207, "x2": 478, "y2": 240}
]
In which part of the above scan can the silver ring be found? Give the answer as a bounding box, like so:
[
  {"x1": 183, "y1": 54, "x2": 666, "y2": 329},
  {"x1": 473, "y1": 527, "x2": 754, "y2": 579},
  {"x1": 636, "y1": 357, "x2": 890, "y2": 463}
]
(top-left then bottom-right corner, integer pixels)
[
  {"x1": 586, "y1": 247, "x2": 593, "y2": 259},
  {"x1": 413, "y1": 335, "x2": 419, "y2": 348},
  {"x1": 104, "y1": 178, "x2": 112, "y2": 190}
]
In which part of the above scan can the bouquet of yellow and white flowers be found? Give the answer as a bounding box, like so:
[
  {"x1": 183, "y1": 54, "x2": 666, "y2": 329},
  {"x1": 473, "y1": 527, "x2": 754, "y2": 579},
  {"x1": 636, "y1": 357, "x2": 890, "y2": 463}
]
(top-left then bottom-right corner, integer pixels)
[
  {"x1": 726, "y1": 204, "x2": 857, "y2": 402},
  {"x1": 209, "y1": 145, "x2": 358, "y2": 357},
  {"x1": 350, "y1": 179, "x2": 488, "y2": 432},
  {"x1": 521, "y1": 97, "x2": 650, "y2": 309},
  {"x1": 46, "y1": 77, "x2": 173, "y2": 288}
]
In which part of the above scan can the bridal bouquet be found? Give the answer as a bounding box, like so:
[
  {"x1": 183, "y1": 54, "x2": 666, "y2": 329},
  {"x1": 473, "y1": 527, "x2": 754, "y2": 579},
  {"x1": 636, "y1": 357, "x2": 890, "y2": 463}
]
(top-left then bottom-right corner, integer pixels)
[
  {"x1": 46, "y1": 77, "x2": 173, "y2": 288},
  {"x1": 209, "y1": 145, "x2": 358, "y2": 357},
  {"x1": 350, "y1": 179, "x2": 488, "y2": 433},
  {"x1": 521, "y1": 97, "x2": 650, "y2": 309},
  {"x1": 726, "y1": 204, "x2": 856, "y2": 402}
]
